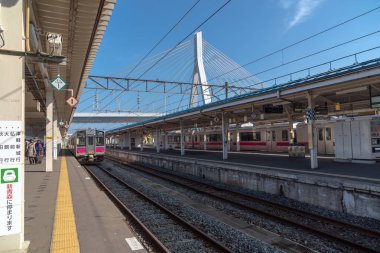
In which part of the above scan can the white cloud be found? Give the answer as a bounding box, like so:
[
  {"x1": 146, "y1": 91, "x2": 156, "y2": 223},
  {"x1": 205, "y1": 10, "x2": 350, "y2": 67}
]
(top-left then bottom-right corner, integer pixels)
[{"x1": 281, "y1": 0, "x2": 323, "y2": 29}]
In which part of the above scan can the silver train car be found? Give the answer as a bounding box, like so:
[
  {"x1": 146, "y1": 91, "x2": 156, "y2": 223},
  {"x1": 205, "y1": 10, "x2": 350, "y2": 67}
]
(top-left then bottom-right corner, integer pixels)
[{"x1": 68, "y1": 129, "x2": 105, "y2": 163}]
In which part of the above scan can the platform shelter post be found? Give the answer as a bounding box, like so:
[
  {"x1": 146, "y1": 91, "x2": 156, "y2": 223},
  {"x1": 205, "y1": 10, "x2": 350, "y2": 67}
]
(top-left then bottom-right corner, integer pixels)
[
  {"x1": 140, "y1": 129, "x2": 144, "y2": 151},
  {"x1": 222, "y1": 113, "x2": 228, "y2": 160},
  {"x1": 236, "y1": 123, "x2": 241, "y2": 151},
  {"x1": 180, "y1": 120, "x2": 185, "y2": 156},
  {"x1": 128, "y1": 132, "x2": 132, "y2": 150},
  {"x1": 156, "y1": 128, "x2": 160, "y2": 153},
  {"x1": 46, "y1": 88, "x2": 54, "y2": 171},
  {"x1": 0, "y1": 0, "x2": 29, "y2": 251},
  {"x1": 307, "y1": 92, "x2": 318, "y2": 169}
]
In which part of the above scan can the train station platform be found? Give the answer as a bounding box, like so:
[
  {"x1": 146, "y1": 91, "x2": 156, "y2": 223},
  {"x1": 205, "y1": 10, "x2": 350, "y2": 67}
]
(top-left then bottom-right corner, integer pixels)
[
  {"x1": 111, "y1": 148, "x2": 380, "y2": 180},
  {"x1": 24, "y1": 152, "x2": 147, "y2": 253}
]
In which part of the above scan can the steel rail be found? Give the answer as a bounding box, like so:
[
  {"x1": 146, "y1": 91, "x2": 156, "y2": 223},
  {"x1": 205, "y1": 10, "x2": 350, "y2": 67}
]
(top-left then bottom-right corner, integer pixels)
[{"x1": 85, "y1": 164, "x2": 234, "y2": 253}]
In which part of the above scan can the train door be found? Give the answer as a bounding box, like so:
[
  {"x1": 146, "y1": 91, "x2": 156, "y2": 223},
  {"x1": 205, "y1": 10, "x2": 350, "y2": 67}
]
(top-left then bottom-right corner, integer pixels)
[
  {"x1": 131, "y1": 138, "x2": 135, "y2": 148},
  {"x1": 266, "y1": 130, "x2": 275, "y2": 151},
  {"x1": 87, "y1": 135, "x2": 95, "y2": 154},
  {"x1": 317, "y1": 127, "x2": 334, "y2": 155}
]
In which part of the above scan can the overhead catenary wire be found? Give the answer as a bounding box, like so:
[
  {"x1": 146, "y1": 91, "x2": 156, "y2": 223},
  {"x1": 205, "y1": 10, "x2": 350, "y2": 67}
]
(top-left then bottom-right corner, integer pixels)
[{"x1": 207, "y1": 5, "x2": 380, "y2": 82}]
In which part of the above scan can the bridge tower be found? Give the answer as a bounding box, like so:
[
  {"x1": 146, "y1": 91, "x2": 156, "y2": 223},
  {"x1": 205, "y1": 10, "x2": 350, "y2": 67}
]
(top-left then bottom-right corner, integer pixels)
[{"x1": 190, "y1": 31, "x2": 211, "y2": 108}]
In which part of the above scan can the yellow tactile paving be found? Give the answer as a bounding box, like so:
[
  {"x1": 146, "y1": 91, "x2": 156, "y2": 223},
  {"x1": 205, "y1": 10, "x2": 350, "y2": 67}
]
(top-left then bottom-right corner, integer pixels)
[{"x1": 50, "y1": 156, "x2": 80, "y2": 253}]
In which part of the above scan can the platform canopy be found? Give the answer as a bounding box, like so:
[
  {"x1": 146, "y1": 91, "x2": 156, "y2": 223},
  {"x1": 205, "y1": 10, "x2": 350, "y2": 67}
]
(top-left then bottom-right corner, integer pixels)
[{"x1": 25, "y1": 0, "x2": 116, "y2": 135}]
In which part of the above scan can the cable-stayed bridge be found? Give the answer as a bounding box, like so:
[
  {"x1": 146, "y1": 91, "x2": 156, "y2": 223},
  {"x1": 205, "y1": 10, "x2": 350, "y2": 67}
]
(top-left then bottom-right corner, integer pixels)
[{"x1": 72, "y1": 31, "x2": 263, "y2": 129}]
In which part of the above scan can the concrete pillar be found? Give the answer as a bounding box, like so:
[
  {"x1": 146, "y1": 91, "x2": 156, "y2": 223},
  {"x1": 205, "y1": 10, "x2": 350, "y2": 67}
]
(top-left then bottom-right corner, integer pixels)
[
  {"x1": 128, "y1": 132, "x2": 132, "y2": 150},
  {"x1": 221, "y1": 113, "x2": 228, "y2": 160},
  {"x1": 180, "y1": 120, "x2": 185, "y2": 156},
  {"x1": 0, "y1": 0, "x2": 29, "y2": 251},
  {"x1": 53, "y1": 108, "x2": 59, "y2": 160},
  {"x1": 155, "y1": 128, "x2": 160, "y2": 153},
  {"x1": 307, "y1": 92, "x2": 318, "y2": 169},
  {"x1": 236, "y1": 123, "x2": 241, "y2": 151},
  {"x1": 45, "y1": 89, "x2": 54, "y2": 171}
]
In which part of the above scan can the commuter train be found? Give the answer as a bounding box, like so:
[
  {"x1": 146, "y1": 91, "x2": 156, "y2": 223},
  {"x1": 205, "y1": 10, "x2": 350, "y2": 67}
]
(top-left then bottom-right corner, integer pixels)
[
  {"x1": 68, "y1": 129, "x2": 105, "y2": 163},
  {"x1": 166, "y1": 122, "x2": 335, "y2": 155}
]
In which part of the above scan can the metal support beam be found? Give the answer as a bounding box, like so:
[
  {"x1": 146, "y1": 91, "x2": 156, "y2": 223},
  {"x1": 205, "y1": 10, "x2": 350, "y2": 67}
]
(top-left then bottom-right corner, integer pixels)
[
  {"x1": 307, "y1": 91, "x2": 318, "y2": 169},
  {"x1": 140, "y1": 130, "x2": 144, "y2": 151},
  {"x1": 180, "y1": 119, "x2": 185, "y2": 156},
  {"x1": 221, "y1": 112, "x2": 228, "y2": 160},
  {"x1": 236, "y1": 123, "x2": 241, "y2": 152},
  {"x1": 128, "y1": 132, "x2": 132, "y2": 150},
  {"x1": 156, "y1": 128, "x2": 160, "y2": 153}
]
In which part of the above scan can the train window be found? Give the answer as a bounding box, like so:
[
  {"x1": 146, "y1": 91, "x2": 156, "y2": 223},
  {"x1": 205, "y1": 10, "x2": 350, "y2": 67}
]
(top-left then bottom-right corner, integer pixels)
[
  {"x1": 282, "y1": 130, "x2": 288, "y2": 141},
  {"x1": 326, "y1": 128, "x2": 331, "y2": 141},
  {"x1": 240, "y1": 132, "x2": 253, "y2": 141},
  {"x1": 272, "y1": 131, "x2": 276, "y2": 141},
  {"x1": 209, "y1": 134, "x2": 222, "y2": 142},
  {"x1": 253, "y1": 132, "x2": 261, "y2": 141},
  {"x1": 88, "y1": 136, "x2": 94, "y2": 146},
  {"x1": 267, "y1": 131, "x2": 271, "y2": 141},
  {"x1": 318, "y1": 128, "x2": 324, "y2": 141},
  {"x1": 96, "y1": 136, "x2": 104, "y2": 146},
  {"x1": 77, "y1": 131, "x2": 86, "y2": 146}
]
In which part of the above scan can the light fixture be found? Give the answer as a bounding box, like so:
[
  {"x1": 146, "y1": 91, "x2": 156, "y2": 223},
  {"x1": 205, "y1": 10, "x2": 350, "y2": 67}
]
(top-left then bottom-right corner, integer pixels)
[
  {"x1": 336, "y1": 86, "x2": 367, "y2": 95},
  {"x1": 273, "y1": 101, "x2": 291, "y2": 106}
]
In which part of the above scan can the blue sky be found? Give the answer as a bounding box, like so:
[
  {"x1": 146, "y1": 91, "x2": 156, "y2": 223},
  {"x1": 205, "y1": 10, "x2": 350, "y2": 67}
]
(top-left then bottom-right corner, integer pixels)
[{"x1": 71, "y1": 0, "x2": 380, "y2": 131}]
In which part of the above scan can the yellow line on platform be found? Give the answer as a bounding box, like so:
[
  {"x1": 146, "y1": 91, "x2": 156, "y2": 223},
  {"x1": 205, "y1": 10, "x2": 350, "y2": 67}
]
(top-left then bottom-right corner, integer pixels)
[{"x1": 50, "y1": 156, "x2": 80, "y2": 253}]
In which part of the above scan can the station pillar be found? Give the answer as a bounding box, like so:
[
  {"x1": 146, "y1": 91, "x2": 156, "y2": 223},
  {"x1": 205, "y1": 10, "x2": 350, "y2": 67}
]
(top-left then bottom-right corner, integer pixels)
[
  {"x1": 140, "y1": 130, "x2": 144, "y2": 151},
  {"x1": 163, "y1": 133, "x2": 168, "y2": 150},
  {"x1": 221, "y1": 113, "x2": 228, "y2": 160},
  {"x1": 155, "y1": 128, "x2": 160, "y2": 153},
  {"x1": 203, "y1": 132, "x2": 207, "y2": 150},
  {"x1": 236, "y1": 123, "x2": 241, "y2": 152},
  {"x1": 180, "y1": 120, "x2": 185, "y2": 156},
  {"x1": 45, "y1": 89, "x2": 54, "y2": 171},
  {"x1": 128, "y1": 132, "x2": 132, "y2": 150},
  {"x1": 307, "y1": 92, "x2": 318, "y2": 169},
  {"x1": 0, "y1": 0, "x2": 29, "y2": 251}
]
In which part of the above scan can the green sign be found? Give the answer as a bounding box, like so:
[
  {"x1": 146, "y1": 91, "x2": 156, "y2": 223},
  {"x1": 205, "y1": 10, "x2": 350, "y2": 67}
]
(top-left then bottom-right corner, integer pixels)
[
  {"x1": 1, "y1": 168, "x2": 18, "y2": 184},
  {"x1": 50, "y1": 75, "x2": 67, "y2": 91}
]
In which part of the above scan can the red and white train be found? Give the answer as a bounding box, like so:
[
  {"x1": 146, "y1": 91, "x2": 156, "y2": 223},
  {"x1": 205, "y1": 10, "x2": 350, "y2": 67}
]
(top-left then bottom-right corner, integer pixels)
[
  {"x1": 68, "y1": 129, "x2": 106, "y2": 163},
  {"x1": 166, "y1": 122, "x2": 335, "y2": 155}
]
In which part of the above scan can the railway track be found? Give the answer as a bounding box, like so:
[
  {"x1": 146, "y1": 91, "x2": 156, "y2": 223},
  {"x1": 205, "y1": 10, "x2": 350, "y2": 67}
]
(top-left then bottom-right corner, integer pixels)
[
  {"x1": 84, "y1": 164, "x2": 234, "y2": 253},
  {"x1": 106, "y1": 158, "x2": 380, "y2": 253}
]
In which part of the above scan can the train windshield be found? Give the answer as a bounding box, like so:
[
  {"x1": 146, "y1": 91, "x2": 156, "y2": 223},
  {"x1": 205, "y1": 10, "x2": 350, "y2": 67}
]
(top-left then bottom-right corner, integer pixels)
[
  {"x1": 96, "y1": 130, "x2": 105, "y2": 146},
  {"x1": 77, "y1": 131, "x2": 86, "y2": 146}
]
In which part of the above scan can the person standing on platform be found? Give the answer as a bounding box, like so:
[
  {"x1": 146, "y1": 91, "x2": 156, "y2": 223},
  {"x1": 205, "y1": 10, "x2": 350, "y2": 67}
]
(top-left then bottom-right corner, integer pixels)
[
  {"x1": 35, "y1": 140, "x2": 41, "y2": 164},
  {"x1": 27, "y1": 141, "x2": 36, "y2": 164},
  {"x1": 38, "y1": 140, "x2": 44, "y2": 162}
]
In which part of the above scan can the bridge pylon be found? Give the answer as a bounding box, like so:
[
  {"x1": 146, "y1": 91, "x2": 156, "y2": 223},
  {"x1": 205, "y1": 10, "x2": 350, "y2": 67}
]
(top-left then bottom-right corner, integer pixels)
[{"x1": 190, "y1": 31, "x2": 211, "y2": 108}]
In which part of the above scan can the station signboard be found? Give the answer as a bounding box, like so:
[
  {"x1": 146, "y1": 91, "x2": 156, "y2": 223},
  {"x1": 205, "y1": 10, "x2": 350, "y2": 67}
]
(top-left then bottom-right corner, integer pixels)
[
  {"x1": 263, "y1": 104, "x2": 283, "y2": 114},
  {"x1": 0, "y1": 121, "x2": 22, "y2": 236}
]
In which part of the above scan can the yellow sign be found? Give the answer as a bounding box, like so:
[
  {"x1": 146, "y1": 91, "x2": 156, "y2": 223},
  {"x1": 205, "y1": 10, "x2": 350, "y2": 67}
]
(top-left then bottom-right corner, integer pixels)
[{"x1": 46, "y1": 136, "x2": 53, "y2": 139}]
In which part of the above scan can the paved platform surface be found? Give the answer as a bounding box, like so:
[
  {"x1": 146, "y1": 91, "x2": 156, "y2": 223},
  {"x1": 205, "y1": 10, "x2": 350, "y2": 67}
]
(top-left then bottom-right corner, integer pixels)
[
  {"x1": 24, "y1": 152, "x2": 147, "y2": 253},
  {"x1": 117, "y1": 148, "x2": 380, "y2": 180}
]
